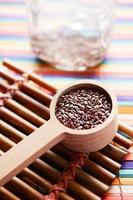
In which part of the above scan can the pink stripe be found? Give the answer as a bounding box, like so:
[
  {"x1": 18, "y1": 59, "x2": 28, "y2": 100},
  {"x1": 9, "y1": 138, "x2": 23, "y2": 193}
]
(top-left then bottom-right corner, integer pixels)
[
  {"x1": 106, "y1": 54, "x2": 133, "y2": 59},
  {"x1": 113, "y1": 34, "x2": 133, "y2": 39},
  {"x1": 124, "y1": 153, "x2": 133, "y2": 161},
  {"x1": 0, "y1": 14, "x2": 26, "y2": 18},
  {"x1": 0, "y1": 50, "x2": 32, "y2": 55},
  {"x1": 102, "y1": 194, "x2": 122, "y2": 200},
  {"x1": 103, "y1": 194, "x2": 133, "y2": 200},
  {"x1": 0, "y1": 31, "x2": 28, "y2": 36}
]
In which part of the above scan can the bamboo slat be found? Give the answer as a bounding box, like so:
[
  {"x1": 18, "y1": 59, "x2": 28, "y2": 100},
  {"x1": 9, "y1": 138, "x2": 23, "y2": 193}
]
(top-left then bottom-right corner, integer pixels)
[
  {"x1": 3, "y1": 58, "x2": 56, "y2": 94},
  {"x1": 0, "y1": 187, "x2": 21, "y2": 200}
]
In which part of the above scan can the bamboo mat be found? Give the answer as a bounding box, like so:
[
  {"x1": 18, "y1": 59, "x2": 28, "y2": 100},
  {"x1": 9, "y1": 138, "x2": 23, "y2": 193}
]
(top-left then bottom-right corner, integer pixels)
[{"x1": 0, "y1": 0, "x2": 133, "y2": 199}]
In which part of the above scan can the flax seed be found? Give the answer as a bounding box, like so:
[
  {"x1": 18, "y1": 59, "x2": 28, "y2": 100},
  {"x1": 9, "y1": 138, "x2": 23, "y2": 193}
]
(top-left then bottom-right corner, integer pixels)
[{"x1": 55, "y1": 88, "x2": 112, "y2": 130}]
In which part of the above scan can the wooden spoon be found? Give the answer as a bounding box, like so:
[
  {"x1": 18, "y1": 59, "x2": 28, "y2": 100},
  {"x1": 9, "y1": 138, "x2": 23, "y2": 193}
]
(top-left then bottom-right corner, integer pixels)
[{"x1": 0, "y1": 80, "x2": 118, "y2": 187}]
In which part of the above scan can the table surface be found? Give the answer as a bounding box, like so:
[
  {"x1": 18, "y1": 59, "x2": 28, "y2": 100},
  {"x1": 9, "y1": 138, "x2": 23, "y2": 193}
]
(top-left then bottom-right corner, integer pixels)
[{"x1": 0, "y1": 0, "x2": 133, "y2": 199}]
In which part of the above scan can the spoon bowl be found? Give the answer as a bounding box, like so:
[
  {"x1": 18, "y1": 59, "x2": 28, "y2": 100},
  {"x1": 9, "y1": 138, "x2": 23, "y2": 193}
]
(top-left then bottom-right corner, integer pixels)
[{"x1": 50, "y1": 79, "x2": 118, "y2": 152}]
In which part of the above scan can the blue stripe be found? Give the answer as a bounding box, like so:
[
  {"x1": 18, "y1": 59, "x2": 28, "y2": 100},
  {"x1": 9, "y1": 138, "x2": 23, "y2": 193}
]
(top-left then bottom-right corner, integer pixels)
[
  {"x1": 0, "y1": 18, "x2": 26, "y2": 22},
  {"x1": 117, "y1": 96, "x2": 133, "y2": 101},
  {"x1": 39, "y1": 74, "x2": 133, "y2": 85},
  {"x1": 118, "y1": 131, "x2": 131, "y2": 139},
  {"x1": 117, "y1": 18, "x2": 133, "y2": 24},
  {"x1": 119, "y1": 169, "x2": 133, "y2": 178},
  {"x1": 41, "y1": 75, "x2": 133, "y2": 81},
  {"x1": 1, "y1": 17, "x2": 133, "y2": 25},
  {"x1": 122, "y1": 161, "x2": 133, "y2": 169},
  {"x1": 0, "y1": 56, "x2": 37, "y2": 62},
  {"x1": 103, "y1": 59, "x2": 133, "y2": 65},
  {"x1": 120, "y1": 3, "x2": 133, "y2": 7},
  {"x1": 1, "y1": 35, "x2": 133, "y2": 46},
  {"x1": 118, "y1": 101, "x2": 133, "y2": 106},
  {"x1": 1, "y1": 14, "x2": 133, "y2": 25},
  {"x1": 112, "y1": 39, "x2": 133, "y2": 44},
  {"x1": 41, "y1": 75, "x2": 133, "y2": 82},
  {"x1": 0, "y1": 35, "x2": 28, "y2": 40}
]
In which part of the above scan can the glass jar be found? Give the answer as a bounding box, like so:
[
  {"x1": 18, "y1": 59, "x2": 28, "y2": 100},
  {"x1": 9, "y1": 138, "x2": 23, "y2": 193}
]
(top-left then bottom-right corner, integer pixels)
[{"x1": 28, "y1": 0, "x2": 116, "y2": 71}]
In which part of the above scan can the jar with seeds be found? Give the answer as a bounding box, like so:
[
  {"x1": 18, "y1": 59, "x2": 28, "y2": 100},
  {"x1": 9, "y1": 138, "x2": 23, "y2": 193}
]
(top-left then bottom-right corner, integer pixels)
[{"x1": 28, "y1": 0, "x2": 117, "y2": 71}]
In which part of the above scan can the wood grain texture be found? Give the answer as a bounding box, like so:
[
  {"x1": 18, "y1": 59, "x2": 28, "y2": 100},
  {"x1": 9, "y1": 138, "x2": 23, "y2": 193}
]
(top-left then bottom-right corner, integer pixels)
[{"x1": 0, "y1": 120, "x2": 64, "y2": 187}]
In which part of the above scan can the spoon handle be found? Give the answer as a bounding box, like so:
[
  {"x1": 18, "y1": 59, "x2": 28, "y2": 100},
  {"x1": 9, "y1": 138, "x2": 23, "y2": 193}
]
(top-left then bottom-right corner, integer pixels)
[{"x1": 0, "y1": 120, "x2": 64, "y2": 187}]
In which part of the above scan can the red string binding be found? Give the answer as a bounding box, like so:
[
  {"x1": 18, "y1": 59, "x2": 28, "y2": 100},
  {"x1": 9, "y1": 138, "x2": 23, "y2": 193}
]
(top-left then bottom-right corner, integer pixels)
[
  {"x1": 0, "y1": 93, "x2": 11, "y2": 106},
  {"x1": 0, "y1": 72, "x2": 29, "y2": 105},
  {"x1": 42, "y1": 152, "x2": 88, "y2": 200}
]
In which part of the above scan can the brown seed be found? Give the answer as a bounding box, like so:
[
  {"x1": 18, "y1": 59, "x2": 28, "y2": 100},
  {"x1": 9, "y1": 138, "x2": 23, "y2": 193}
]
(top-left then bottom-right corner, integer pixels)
[{"x1": 55, "y1": 88, "x2": 112, "y2": 130}]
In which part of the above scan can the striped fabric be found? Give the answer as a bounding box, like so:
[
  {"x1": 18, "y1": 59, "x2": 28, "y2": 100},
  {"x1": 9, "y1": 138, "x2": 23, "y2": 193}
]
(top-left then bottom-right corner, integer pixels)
[{"x1": 0, "y1": 0, "x2": 133, "y2": 199}]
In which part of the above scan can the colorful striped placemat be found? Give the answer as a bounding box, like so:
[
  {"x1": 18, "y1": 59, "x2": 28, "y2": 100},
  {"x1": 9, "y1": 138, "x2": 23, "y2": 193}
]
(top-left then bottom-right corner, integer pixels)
[{"x1": 0, "y1": 0, "x2": 133, "y2": 199}]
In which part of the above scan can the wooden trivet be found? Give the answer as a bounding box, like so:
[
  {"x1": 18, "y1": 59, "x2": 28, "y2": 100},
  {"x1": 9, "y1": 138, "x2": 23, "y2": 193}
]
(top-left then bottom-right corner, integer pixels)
[{"x1": 0, "y1": 59, "x2": 132, "y2": 200}]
